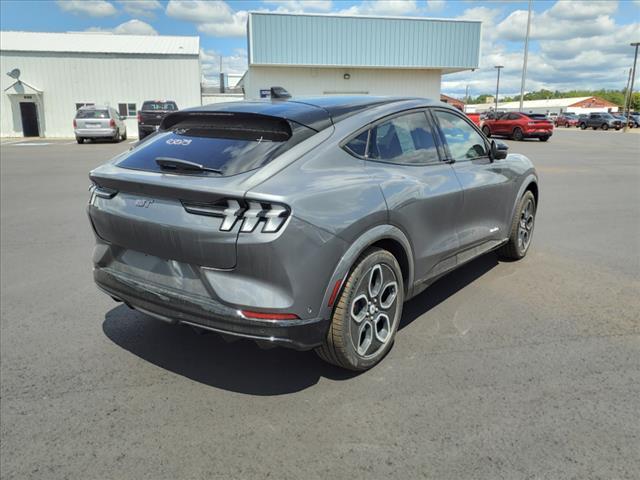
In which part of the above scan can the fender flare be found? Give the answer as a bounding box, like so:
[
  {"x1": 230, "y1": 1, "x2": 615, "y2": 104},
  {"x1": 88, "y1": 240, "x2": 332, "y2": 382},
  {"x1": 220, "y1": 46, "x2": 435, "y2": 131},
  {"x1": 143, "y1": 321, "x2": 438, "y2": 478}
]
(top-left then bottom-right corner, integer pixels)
[
  {"x1": 317, "y1": 224, "x2": 414, "y2": 321},
  {"x1": 509, "y1": 173, "x2": 539, "y2": 224}
]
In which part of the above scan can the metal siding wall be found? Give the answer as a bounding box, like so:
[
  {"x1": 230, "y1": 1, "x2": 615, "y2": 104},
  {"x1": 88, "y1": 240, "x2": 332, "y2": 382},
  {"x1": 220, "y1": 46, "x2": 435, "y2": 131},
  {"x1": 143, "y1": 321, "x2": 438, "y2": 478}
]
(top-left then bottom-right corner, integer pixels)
[
  {"x1": 250, "y1": 14, "x2": 480, "y2": 68},
  {"x1": 1, "y1": 51, "x2": 200, "y2": 137}
]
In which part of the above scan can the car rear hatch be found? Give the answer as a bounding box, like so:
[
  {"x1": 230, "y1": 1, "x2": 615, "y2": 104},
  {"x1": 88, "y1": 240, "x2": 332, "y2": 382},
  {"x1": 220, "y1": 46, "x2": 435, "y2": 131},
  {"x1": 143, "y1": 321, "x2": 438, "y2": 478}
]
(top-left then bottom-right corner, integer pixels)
[
  {"x1": 88, "y1": 110, "x2": 321, "y2": 270},
  {"x1": 76, "y1": 109, "x2": 111, "y2": 129}
]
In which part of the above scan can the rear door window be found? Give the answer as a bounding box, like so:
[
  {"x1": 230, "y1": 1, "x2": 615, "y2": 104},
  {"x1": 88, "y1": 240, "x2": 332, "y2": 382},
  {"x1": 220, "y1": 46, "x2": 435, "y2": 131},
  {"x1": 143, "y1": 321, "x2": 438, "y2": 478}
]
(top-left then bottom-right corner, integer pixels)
[{"x1": 368, "y1": 111, "x2": 439, "y2": 164}]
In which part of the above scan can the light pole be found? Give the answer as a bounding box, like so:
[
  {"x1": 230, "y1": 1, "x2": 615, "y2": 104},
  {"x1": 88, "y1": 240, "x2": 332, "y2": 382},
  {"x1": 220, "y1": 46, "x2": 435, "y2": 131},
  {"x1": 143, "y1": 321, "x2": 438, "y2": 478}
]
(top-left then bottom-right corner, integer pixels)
[
  {"x1": 624, "y1": 42, "x2": 639, "y2": 132},
  {"x1": 494, "y1": 65, "x2": 504, "y2": 112},
  {"x1": 519, "y1": 0, "x2": 533, "y2": 111}
]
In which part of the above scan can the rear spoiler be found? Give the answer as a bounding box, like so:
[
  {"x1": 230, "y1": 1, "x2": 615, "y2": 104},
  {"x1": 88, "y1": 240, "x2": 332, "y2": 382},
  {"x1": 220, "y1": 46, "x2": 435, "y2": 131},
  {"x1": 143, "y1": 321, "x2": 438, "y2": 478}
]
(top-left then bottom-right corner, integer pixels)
[{"x1": 160, "y1": 111, "x2": 315, "y2": 141}]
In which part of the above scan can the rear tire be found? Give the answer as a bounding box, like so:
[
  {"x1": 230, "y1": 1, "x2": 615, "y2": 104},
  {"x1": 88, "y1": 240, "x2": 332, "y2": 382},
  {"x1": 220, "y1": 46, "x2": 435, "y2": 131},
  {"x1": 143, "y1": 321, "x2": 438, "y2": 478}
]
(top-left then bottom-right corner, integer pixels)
[
  {"x1": 601, "y1": 124, "x2": 609, "y2": 131},
  {"x1": 76, "y1": 137, "x2": 84, "y2": 144},
  {"x1": 498, "y1": 191, "x2": 536, "y2": 260},
  {"x1": 539, "y1": 136, "x2": 549, "y2": 142},
  {"x1": 482, "y1": 125, "x2": 491, "y2": 137},
  {"x1": 316, "y1": 248, "x2": 404, "y2": 371},
  {"x1": 580, "y1": 123, "x2": 586, "y2": 130},
  {"x1": 113, "y1": 129, "x2": 120, "y2": 142},
  {"x1": 121, "y1": 130, "x2": 127, "y2": 141},
  {"x1": 512, "y1": 127, "x2": 524, "y2": 141}
]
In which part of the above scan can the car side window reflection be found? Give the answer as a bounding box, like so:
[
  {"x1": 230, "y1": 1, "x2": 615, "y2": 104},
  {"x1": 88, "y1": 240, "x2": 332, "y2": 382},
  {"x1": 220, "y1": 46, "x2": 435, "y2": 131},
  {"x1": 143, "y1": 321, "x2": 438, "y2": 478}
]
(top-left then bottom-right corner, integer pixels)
[
  {"x1": 368, "y1": 111, "x2": 439, "y2": 164},
  {"x1": 433, "y1": 110, "x2": 488, "y2": 161}
]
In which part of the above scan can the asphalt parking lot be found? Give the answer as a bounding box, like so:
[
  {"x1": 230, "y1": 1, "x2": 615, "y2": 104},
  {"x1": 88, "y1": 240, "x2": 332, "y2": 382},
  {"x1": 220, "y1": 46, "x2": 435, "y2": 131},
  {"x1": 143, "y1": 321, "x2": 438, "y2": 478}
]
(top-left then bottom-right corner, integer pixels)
[{"x1": 1, "y1": 129, "x2": 639, "y2": 479}]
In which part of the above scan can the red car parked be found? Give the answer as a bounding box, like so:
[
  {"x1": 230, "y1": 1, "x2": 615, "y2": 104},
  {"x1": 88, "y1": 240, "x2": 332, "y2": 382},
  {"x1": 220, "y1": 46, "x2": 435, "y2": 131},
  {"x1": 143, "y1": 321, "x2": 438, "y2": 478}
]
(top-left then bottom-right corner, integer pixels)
[
  {"x1": 555, "y1": 113, "x2": 579, "y2": 127},
  {"x1": 481, "y1": 112, "x2": 554, "y2": 142},
  {"x1": 465, "y1": 112, "x2": 481, "y2": 127}
]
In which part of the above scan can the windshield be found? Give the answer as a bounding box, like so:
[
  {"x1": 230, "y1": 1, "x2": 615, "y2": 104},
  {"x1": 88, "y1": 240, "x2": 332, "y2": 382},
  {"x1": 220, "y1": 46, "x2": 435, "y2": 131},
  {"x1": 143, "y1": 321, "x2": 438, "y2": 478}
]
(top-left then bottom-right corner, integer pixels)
[
  {"x1": 142, "y1": 102, "x2": 177, "y2": 111},
  {"x1": 76, "y1": 109, "x2": 109, "y2": 119}
]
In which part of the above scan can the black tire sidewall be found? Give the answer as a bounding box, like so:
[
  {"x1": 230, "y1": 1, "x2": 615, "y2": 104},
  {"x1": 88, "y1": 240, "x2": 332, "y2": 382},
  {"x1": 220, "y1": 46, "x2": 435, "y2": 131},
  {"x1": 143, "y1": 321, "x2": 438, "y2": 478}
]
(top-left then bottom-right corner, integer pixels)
[
  {"x1": 334, "y1": 249, "x2": 404, "y2": 370},
  {"x1": 513, "y1": 191, "x2": 536, "y2": 258}
]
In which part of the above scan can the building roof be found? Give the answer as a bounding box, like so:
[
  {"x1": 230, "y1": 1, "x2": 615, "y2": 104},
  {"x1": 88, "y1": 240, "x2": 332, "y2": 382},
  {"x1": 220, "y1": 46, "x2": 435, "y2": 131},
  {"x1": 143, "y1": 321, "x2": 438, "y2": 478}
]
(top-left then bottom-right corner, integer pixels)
[
  {"x1": 248, "y1": 12, "x2": 481, "y2": 72},
  {"x1": 0, "y1": 31, "x2": 199, "y2": 56},
  {"x1": 465, "y1": 96, "x2": 614, "y2": 111}
]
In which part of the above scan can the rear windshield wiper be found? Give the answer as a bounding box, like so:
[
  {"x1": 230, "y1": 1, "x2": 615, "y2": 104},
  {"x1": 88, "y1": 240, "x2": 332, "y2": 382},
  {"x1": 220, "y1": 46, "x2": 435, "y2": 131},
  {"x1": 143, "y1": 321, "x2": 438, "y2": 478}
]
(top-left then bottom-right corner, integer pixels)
[{"x1": 155, "y1": 157, "x2": 222, "y2": 175}]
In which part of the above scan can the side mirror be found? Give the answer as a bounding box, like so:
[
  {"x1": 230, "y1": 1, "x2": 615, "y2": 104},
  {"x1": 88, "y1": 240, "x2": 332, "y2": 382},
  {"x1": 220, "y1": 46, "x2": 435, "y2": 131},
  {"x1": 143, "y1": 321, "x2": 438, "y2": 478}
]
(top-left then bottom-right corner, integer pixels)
[{"x1": 491, "y1": 139, "x2": 509, "y2": 160}]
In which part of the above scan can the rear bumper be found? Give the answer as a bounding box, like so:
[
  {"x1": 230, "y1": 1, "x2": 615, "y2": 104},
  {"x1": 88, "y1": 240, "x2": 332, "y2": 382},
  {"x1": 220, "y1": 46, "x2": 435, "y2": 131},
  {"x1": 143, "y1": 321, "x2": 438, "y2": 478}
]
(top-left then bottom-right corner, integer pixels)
[
  {"x1": 523, "y1": 129, "x2": 553, "y2": 138},
  {"x1": 94, "y1": 267, "x2": 329, "y2": 350},
  {"x1": 75, "y1": 128, "x2": 117, "y2": 138},
  {"x1": 138, "y1": 125, "x2": 159, "y2": 134}
]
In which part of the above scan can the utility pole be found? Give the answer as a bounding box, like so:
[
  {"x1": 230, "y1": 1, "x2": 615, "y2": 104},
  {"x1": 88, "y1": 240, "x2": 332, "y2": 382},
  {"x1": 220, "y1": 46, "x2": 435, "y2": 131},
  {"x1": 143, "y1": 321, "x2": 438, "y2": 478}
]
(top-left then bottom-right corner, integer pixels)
[
  {"x1": 494, "y1": 65, "x2": 504, "y2": 112},
  {"x1": 622, "y1": 68, "x2": 632, "y2": 121},
  {"x1": 624, "y1": 42, "x2": 639, "y2": 132},
  {"x1": 519, "y1": 0, "x2": 532, "y2": 111}
]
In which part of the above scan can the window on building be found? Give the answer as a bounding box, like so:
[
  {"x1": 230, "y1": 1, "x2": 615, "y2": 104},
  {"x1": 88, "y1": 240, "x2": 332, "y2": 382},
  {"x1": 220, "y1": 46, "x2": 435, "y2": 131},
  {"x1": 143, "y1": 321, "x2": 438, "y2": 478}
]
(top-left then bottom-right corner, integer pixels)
[
  {"x1": 75, "y1": 103, "x2": 94, "y2": 110},
  {"x1": 118, "y1": 103, "x2": 137, "y2": 118},
  {"x1": 368, "y1": 112, "x2": 439, "y2": 164}
]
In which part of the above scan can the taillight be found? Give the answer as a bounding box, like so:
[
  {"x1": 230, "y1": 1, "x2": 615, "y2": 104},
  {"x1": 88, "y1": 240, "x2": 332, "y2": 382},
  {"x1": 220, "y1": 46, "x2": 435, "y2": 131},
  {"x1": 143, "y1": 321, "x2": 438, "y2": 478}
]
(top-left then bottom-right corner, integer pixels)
[
  {"x1": 109, "y1": 118, "x2": 116, "y2": 128},
  {"x1": 137, "y1": 112, "x2": 141, "y2": 122},
  {"x1": 73, "y1": 119, "x2": 77, "y2": 128},
  {"x1": 182, "y1": 199, "x2": 290, "y2": 233}
]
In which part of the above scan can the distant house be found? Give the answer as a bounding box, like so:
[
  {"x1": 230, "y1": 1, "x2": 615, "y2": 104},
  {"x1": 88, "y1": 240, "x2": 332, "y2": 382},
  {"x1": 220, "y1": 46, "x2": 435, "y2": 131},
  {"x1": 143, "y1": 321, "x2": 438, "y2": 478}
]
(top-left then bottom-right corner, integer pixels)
[
  {"x1": 464, "y1": 96, "x2": 619, "y2": 115},
  {"x1": 440, "y1": 94, "x2": 465, "y2": 110}
]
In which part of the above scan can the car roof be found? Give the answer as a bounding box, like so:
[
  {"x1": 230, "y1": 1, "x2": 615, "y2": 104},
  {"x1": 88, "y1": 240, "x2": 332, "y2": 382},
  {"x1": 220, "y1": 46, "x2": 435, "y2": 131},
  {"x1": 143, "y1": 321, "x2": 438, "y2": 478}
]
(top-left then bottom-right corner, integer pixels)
[
  {"x1": 79, "y1": 105, "x2": 110, "y2": 110},
  {"x1": 184, "y1": 96, "x2": 434, "y2": 131}
]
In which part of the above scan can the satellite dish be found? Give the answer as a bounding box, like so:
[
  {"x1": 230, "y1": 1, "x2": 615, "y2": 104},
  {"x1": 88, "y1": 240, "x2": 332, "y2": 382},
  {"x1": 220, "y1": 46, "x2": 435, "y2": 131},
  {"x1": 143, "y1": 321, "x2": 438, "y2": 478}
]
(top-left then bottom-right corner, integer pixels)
[{"x1": 7, "y1": 68, "x2": 20, "y2": 79}]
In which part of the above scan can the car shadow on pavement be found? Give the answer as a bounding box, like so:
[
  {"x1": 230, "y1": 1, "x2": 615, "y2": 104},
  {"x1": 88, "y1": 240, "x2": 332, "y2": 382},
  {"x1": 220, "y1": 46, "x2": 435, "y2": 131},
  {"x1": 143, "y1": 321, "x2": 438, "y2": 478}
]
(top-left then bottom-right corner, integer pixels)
[{"x1": 102, "y1": 252, "x2": 498, "y2": 396}]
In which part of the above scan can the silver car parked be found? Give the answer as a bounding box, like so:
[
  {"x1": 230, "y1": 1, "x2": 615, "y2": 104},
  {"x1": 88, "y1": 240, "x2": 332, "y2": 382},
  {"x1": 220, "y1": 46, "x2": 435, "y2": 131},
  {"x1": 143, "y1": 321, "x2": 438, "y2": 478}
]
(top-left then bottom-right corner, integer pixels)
[
  {"x1": 88, "y1": 96, "x2": 539, "y2": 371},
  {"x1": 74, "y1": 105, "x2": 127, "y2": 144}
]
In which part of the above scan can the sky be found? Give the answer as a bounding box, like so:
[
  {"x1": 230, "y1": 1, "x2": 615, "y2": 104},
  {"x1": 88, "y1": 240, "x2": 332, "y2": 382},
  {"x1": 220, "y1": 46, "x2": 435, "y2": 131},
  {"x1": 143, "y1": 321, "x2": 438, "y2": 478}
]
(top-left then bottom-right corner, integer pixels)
[{"x1": 1, "y1": 0, "x2": 639, "y2": 97}]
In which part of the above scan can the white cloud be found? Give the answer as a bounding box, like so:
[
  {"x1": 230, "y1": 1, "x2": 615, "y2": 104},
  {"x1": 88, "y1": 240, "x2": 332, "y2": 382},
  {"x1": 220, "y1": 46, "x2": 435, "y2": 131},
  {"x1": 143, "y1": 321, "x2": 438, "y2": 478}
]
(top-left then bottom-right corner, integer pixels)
[
  {"x1": 166, "y1": 0, "x2": 247, "y2": 37},
  {"x1": 117, "y1": 0, "x2": 162, "y2": 18},
  {"x1": 426, "y1": 0, "x2": 446, "y2": 12},
  {"x1": 262, "y1": 0, "x2": 333, "y2": 13},
  {"x1": 86, "y1": 19, "x2": 158, "y2": 35},
  {"x1": 200, "y1": 47, "x2": 248, "y2": 80},
  {"x1": 338, "y1": 0, "x2": 419, "y2": 16},
  {"x1": 57, "y1": 0, "x2": 117, "y2": 17},
  {"x1": 443, "y1": 0, "x2": 639, "y2": 98}
]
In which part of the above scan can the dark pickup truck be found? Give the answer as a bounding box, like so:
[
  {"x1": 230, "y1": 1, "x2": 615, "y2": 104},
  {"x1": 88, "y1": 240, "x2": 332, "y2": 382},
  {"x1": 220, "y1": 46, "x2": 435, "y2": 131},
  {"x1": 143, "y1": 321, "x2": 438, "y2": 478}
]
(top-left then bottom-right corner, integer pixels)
[
  {"x1": 578, "y1": 112, "x2": 622, "y2": 131},
  {"x1": 137, "y1": 100, "x2": 178, "y2": 140}
]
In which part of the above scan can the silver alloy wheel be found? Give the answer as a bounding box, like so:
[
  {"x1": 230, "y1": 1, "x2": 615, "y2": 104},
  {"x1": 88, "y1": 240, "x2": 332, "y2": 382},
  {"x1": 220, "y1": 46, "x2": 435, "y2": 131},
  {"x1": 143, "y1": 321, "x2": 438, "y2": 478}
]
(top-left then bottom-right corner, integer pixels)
[
  {"x1": 518, "y1": 197, "x2": 535, "y2": 252},
  {"x1": 350, "y1": 263, "x2": 400, "y2": 358}
]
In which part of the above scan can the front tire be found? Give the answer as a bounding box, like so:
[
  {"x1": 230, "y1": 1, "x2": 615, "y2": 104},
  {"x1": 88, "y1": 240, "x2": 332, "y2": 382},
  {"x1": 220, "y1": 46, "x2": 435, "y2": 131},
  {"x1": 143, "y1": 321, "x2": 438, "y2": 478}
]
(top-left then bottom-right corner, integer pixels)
[
  {"x1": 498, "y1": 191, "x2": 536, "y2": 260},
  {"x1": 539, "y1": 136, "x2": 549, "y2": 142},
  {"x1": 76, "y1": 137, "x2": 84, "y2": 144},
  {"x1": 316, "y1": 248, "x2": 404, "y2": 371},
  {"x1": 601, "y1": 123, "x2": 609, "y2": 131}
]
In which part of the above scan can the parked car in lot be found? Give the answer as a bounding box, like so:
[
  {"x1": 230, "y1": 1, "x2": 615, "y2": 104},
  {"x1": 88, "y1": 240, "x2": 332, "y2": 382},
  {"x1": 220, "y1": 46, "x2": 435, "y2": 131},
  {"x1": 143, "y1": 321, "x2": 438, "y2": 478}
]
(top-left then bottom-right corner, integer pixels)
[
  {"x1": 555, "y1": 113, "x2": 579, "y2": 127},
  {"x1": 137, "y1": 100, "x2": 178, "y2": 140},
  {"x1": 482, "y1": 111, "x2": 553, "y2": 141},
  {"x1": 579, "y1": 112, "x2": 622, "y2": 130},
  {"x1": 465, "y1": 112, "x2": 481, "y2": 126},
  {"x1": 74, "y1": 106, "x2": 127, "y2": 144},
  {"x1": 628, "y1": 113, "x2": 640, "y2": 127},
  {"x1": 88, "y1": 96, "x2": 539, "y2": 370}
]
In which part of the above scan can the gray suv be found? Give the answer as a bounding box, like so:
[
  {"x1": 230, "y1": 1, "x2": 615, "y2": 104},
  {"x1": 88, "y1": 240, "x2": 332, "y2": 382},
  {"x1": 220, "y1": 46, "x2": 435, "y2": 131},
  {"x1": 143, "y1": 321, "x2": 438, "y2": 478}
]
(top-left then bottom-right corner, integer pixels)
[
  {"x1": 88, "y1": 97, "x2": 539, "y2": 370},
  {"x1": 579, "y1": 112, "x2": 622, "y2": 130},
  {"x1": 74, "y1": 105, "x2": 127, "y2": 144}
]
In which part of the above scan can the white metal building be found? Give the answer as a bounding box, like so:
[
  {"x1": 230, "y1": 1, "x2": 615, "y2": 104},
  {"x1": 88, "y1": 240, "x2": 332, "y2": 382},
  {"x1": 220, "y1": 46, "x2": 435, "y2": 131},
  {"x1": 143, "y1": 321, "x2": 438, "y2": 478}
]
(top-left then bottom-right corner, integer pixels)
[
  {"x1": 242, "y1": 12, "x2": 481, "y2": 100},
  {"x1": 464, "y1": 97, "x2": 620, "y2": 115},
  {"x1": 0, "y1": 31, "x2": 201, "y2": 138}
]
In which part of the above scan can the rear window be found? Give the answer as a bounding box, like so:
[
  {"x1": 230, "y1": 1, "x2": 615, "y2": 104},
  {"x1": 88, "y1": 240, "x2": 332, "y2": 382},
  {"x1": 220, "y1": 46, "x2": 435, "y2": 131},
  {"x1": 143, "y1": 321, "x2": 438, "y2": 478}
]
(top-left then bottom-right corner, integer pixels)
[
  {"x1": 76, "y1": 109, "x2": 109, "y2": 119},
  {"x1": 116, "y1": 114, "x2": 314, "y2": 177},
  {"x1": 142, "y1": 102, "x2": 177, "y2": 111}
]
